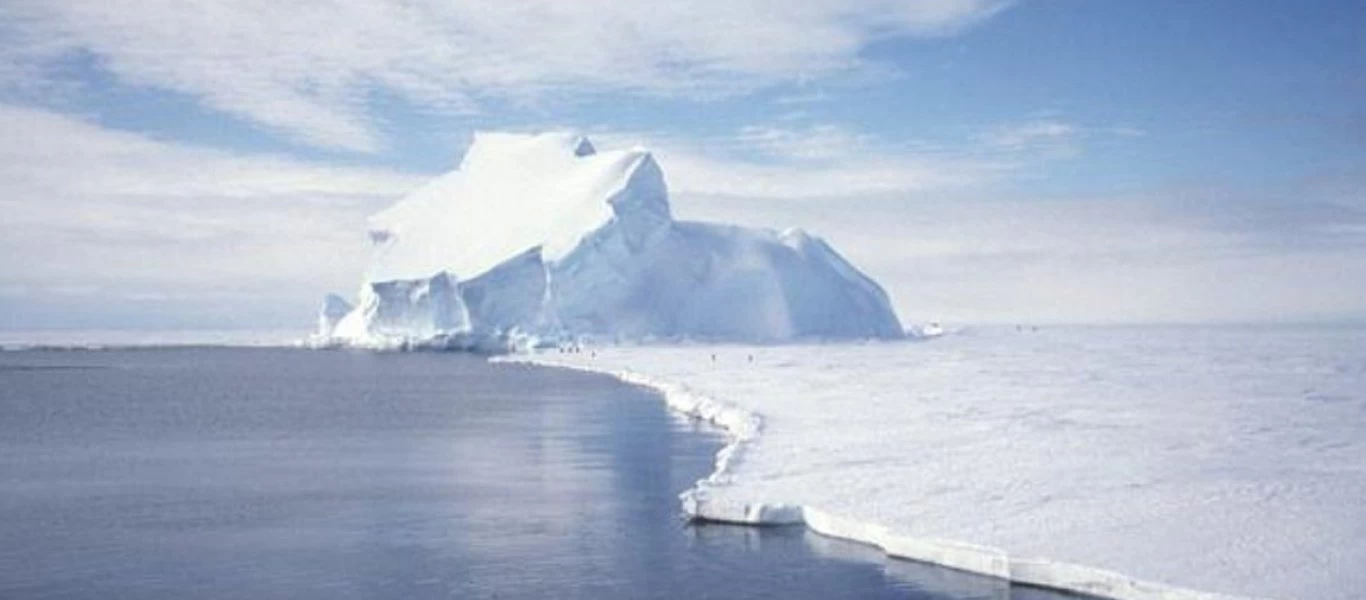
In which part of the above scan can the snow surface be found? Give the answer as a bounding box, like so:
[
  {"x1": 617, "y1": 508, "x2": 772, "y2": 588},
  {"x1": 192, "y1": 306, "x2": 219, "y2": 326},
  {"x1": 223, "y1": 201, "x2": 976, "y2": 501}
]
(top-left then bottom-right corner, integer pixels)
[
  {"x1": 317, "y1": 131, "x2": 901, "y2": 347},
  {"x1": 509, "y1": 326, "x2": 1366, "y2": 600}
]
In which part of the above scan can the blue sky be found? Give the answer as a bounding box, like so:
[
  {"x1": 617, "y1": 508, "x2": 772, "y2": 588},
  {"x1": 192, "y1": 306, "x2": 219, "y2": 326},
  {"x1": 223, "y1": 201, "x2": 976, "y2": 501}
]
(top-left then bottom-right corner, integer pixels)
[{"x1": 1, "y1": 0, "x2": 1364, "y2": 331}]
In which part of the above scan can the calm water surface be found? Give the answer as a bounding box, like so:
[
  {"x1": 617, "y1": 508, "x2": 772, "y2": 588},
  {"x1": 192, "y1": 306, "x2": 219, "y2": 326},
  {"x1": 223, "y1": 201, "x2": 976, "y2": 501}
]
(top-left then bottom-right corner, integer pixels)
[{"x1": 0, "y1": 348, "x2": 1071, "y2": 599}]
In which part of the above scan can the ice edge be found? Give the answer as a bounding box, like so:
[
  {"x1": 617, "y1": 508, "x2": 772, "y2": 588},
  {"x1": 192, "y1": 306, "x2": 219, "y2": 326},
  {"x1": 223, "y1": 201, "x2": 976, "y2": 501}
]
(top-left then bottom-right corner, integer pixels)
[{"x1": 499, "y1": 354, "x2": 1261, "y2": 600}]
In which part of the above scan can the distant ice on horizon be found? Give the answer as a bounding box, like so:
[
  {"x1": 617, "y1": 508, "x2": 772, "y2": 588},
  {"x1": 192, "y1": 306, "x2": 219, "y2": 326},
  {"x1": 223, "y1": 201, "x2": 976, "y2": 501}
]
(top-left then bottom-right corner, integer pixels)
[{"x1": 0, "y1": 329, "x2": 303, "y2": 350}]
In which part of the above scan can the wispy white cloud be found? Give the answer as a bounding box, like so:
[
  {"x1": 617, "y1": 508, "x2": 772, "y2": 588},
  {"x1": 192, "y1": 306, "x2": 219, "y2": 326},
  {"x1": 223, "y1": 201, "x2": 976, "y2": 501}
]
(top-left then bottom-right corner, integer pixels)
[
  {"x1": 1, "y1": 0, "x2": 1011, "y2": 152},
  {"x1": 0, "y1": 103, "x2": 422, "y2": 323},
  {"x1": 598, "y1": 115, "x2": 1140, "y2": 199},
  {"x1": 597, "y1": 124, "x2": 1012, "y2": 198},
  {"x1": 983, "y1": 120, "x2": 1078, "y2": 151},
  {"x1": 773, "y1": 90, "x2": 833, "y2": 106},
  {"x1": 735, "y1": 124, "x2": 875, "y2": 161},
  {"x1": 978, "y1": 118, "x2": 1150, "y2": 160},
  {"x1": 889, "y1": 0, "x2": 1014, "y2": 36},
  {"x1": 1104, "y1": 125, "x2": 1149, "y2": 138}
]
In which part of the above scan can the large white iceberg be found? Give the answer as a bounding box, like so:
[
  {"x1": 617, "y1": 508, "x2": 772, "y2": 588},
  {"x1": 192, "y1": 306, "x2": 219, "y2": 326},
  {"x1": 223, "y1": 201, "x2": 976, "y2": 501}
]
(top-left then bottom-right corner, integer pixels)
[{"x1": 317, "y1": 132, "x2": 902, "y2": 348}]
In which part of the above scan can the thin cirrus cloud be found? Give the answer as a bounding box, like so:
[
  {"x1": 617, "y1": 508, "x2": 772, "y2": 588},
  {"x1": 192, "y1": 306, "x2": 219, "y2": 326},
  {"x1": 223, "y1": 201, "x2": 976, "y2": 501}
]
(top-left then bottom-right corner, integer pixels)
[
  {"x1": 599, "y1": 122, "x2": 1016, "y2": 198},
  {"x1": 1, "y1": 0, "x2": 1012, "y2": 152},
  {"x1": 982, "y1": 120, "x2": 1079, "y2": 151},
  {"x1": 735, "y1": 124, "x2": 877, "y2": 161},
  {"x1": 977, "y1": 120, "x2": 1149, "y2": 161},
  {"x1": 0, "y1": 103, "x2": 422, "y2": 314}
]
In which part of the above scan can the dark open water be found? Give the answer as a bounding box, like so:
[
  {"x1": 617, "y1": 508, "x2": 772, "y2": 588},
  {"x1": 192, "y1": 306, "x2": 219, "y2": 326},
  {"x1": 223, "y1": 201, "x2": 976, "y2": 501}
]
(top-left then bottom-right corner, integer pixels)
[{"x1": 0, "y1": 348, "x2": 1071, "y2": 599}]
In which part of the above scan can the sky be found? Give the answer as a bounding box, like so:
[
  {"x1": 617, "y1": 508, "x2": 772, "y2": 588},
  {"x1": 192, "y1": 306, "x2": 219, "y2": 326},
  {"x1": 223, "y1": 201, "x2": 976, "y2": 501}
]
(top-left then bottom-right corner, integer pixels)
[{"x1": 1, "y1": 0, "x2": 1364, "y2": 331}]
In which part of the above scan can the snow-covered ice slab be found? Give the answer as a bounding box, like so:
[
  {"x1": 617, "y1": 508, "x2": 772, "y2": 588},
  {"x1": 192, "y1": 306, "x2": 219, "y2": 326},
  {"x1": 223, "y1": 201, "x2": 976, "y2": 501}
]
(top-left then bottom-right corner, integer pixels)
[{"x1": 510, "y1": 326, "x2": 1366, "y2": 599}]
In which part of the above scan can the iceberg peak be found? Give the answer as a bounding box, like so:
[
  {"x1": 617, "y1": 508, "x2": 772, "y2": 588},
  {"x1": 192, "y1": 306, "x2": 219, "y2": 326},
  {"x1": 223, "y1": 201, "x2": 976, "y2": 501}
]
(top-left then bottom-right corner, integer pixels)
[{"x1": 365, "y1": 131, "x2": 667, "y2": 283}]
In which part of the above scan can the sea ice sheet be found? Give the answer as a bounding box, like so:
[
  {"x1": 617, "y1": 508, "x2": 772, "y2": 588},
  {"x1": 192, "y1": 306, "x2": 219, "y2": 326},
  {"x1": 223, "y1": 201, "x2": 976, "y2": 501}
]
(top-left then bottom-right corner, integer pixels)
[{"x1": 520, "y1": 326, "x2": 1366, "y2": 600}]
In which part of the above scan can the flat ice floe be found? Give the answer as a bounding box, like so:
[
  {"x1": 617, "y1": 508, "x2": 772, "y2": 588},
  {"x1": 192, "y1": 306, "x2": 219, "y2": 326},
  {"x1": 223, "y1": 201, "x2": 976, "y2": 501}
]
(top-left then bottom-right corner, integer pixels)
[{"x1": 513, "y1": 326, "x2": 1366, "y2": 600}]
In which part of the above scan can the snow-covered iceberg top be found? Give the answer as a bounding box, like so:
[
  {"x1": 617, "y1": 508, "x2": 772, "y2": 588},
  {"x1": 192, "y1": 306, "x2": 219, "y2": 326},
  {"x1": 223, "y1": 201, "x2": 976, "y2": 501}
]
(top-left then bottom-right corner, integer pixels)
[{"x1": 316, "y1": 131, "x2": 902, "y2": 348}]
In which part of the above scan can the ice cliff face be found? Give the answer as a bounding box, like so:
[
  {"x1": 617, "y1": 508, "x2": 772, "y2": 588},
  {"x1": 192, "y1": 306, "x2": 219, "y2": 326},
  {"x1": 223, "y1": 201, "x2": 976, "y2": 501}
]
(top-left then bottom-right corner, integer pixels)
[{"x1": 315, "y1": 131, "x2": 902, "y2": 349}]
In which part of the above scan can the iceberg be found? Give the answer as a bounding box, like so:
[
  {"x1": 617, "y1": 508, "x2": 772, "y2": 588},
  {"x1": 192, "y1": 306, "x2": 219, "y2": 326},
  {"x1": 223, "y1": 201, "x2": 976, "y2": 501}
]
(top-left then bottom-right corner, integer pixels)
[{"x1": 316, "y1": 131, "x2": 902, "y2": 348}]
